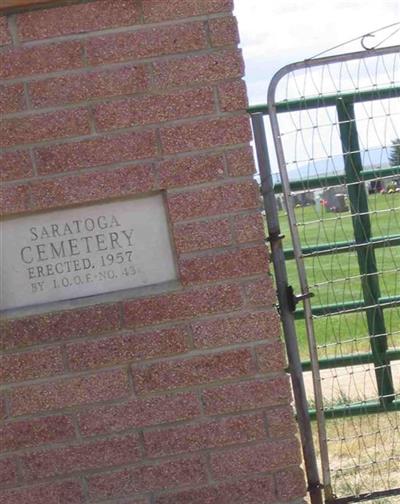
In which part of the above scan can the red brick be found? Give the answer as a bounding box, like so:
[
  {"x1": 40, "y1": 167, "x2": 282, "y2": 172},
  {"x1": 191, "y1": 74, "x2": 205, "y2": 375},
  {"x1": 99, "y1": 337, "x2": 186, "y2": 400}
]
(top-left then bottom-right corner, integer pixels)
[
  {"x1": 209, "y1": 16, "x2": 240, "y2": 47},
  {"x1": 0, "y1": 480, "x2": 84, "y2": 504},
  {"x1": 0, "y1": 347, "x2": 64, "y2": 384},
  {"x1": 36, "y1": 130, "x2": 158, "y2": 175},
  {"x1": 218, "y1": 79, "x2": 248, "y2": 112},
  {"x1": 0, "y1": 41, "x2": 84, "y2": 80},
  {"x1": 78, "y1": 392, "x2": 201, "y2": 437},
  {"x1": 17, "y1": 0, "x2": 139, "y2": 41},
  {"x1": 158, "y1": 152, "x2": 225, "y2": 189},
  {"x1": 276, "y1": 467, "x2": 307, "y2": 501},
  {"x1": 0, "y1": 16, "x2": 11, "y2": 46},
  {"x1": 0, "y1": 183, "x2": 30, "y2": 215},
  {"x1": 29, "y1": 64, "x2": 149, "y2": 109},
  {"x1": 204, "y1": 0, "x2": 235, "y2": 11},
  {"x1": 173, "y1": 218, "x2": 232, "y2": 254},
  {"x1": 1, "y1": 109, "x2": 90, "y2": 148},
  {"x1": 192, "y1": 311, "x2": 279, "y2": 349},
  {"x1": 21, "y1": 434, "x2": 141, "y2": 481},
  {"x1": 0, "y1": 303, "x2": 120, "y2": 351},
  {"x1": 210, "y1": 438, "x2": 301, "y2": 477},
  {"x1": 124, "y1": 283, "x2": 243, "y2": 328},
  {"x1": 233, "y1": 213, "x2": 265, "y2": 243},
  {"x1": 256, "y1": 341, "x2": 287, "y2": 373},
  {"x1": 114, "y1": 499, "x2": 150, "y2": 504},
  {"x1": 10, "y1": 369, "x2": 128, "y2": 416},
  {"x1": 31, "y1": 164, "x2": 157, "y2": 210},
  {"x1": 226, "y1": 145, "x2": 256, "y2": 176},
  {"x1": 94, "y1": 87, "x2": 215, "y2": 132},
  {"x1": 0, "y1": 457, "x2": 17, "y2": 487},
  {"x1": 154, "y1": 475, "x2": 275, "y2": 504},
  {"x1": 167, "y1": 181, "x2": 260, "y2": 221},
  {"x1": 179, "y1": 245, "x2": 269, "y2": 285},
  {"x1": 86, "y1": 22, "x2": 207, "y2": 66},
  {"x1": 144, "y1": 413, "x2": 266, "y2": 457},
  {"x1": 0, "y1": 394, "x2": 7, "y2": 421},
  {"x1": 143, "y1": 0, "x2": 233, "y2": 22},
  {"x1": 0, "y1": 151, "x2": 33, "y2": 182},
  {"x1": 115, "y1": 499, "x2": 150, "y2": 504},
  {"x1": 244, "y1": 275, "x2": 277, "y2": 307},
  {"x1": 0, "y1": 83, "x2": 25, "y2": 115},
  {"x1": 202, "y1": 376, "x2": 292, "y2": 415},
  {"x1": 87, "y1": 455, "x2": 207, "y2": 499},
  {"x1": 0, "y1": 415, "x2": 75, "y2": 453},
  {"x1": 66, "y1": 327, "x2": 189, "y2": 371},
  {"x1": 266, "y1": 406, "x2": 297, "y2": 439},
  {"x1": 161, "y1": 115, "x2": 251, "y2": 154},
  {"x1": 153, "y1": 49, "x2": 243, "y2": 89},
  {"x1": 133, "y1": 348, "x2": 255, "y2": 394}
]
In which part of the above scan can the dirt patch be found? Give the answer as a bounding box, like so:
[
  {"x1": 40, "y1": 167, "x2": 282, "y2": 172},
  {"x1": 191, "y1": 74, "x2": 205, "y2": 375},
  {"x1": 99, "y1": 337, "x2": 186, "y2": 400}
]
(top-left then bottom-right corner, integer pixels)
[{"x1": 303, "y1": 361, "x2": 400, "y2": 405}]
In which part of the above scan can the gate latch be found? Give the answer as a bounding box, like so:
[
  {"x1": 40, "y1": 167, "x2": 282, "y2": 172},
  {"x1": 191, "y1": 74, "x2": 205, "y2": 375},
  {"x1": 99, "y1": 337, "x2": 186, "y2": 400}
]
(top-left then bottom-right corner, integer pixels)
[{"x1": 287, "y1": 285, "x2": 314, "y2": 312}]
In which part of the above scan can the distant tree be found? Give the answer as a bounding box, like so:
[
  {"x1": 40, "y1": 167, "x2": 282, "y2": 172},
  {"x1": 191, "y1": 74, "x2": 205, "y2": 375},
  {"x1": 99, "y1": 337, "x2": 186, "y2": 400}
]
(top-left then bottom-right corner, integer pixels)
[{"x1": 389, "y1": 138, "x2": 400, "y2": 167}]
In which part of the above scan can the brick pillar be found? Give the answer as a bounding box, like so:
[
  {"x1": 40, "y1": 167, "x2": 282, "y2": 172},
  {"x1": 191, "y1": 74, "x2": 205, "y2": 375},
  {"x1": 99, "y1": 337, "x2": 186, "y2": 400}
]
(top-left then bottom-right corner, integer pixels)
[{"x1": 0, "y1": 1, "x2": 306, "y2": 502}]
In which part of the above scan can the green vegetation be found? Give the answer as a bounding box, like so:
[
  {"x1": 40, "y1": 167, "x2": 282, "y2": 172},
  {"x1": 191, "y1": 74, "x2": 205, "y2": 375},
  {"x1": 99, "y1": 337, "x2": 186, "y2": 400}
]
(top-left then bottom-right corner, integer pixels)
[
  {"x1": 277, "y1": 191, "x2": 400, "y2": 359},
  {"x1": 276, "y1": 190, "x2": 400, "y2": 499}
]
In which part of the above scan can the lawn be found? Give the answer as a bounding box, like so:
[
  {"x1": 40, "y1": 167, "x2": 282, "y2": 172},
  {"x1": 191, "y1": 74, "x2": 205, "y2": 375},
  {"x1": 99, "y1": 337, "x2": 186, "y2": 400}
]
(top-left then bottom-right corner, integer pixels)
[
  {"x1": 276, "y1": 190, "x2": 400, "y2": 360},
  {"x1": 273, "y1": 190, "x2": 400, "y2": 500}
]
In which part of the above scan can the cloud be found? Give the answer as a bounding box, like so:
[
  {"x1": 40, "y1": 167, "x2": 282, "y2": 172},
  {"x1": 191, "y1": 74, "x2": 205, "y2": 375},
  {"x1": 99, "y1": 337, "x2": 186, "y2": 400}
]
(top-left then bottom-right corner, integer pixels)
[{"x1": 234, "y1": 0, "x2": 400, "y2": 103}]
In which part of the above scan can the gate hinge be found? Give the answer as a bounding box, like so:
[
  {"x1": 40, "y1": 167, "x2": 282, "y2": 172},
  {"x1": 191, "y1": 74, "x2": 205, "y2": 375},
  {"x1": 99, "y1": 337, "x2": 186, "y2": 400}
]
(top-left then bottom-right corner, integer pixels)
[
  {"x1": 308, "y1": 481, "x2": 324, "y2": 491},
  {"x1": 287, "y1": 285, "x2": 314, "y2": 312},
  {"x1": 266, "y1": 232, "x2": 285, "y2": 243}
]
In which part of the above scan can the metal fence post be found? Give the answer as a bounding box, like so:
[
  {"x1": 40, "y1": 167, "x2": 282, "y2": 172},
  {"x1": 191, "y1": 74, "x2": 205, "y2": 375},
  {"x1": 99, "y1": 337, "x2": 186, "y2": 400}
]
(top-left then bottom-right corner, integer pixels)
[{"x1": 251, "y1": 112, "x2": 323, "y2": 504}]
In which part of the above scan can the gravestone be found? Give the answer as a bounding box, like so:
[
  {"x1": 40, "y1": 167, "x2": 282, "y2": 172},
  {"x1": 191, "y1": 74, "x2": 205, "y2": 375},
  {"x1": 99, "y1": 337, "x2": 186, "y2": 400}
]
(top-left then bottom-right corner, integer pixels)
[{"x1": 321, "y1": 186, "x2": 349, "y2": 212}]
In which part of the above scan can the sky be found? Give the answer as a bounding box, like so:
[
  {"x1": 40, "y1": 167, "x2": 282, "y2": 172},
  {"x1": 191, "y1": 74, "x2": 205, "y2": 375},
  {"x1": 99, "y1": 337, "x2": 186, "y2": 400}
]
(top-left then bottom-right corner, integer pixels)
[
  {"x1": 233, "y1": 0, "x2": 400, "y2": 175},
  {"x1": 234, "y1": 0, "x2": 400, "y2": 105}
]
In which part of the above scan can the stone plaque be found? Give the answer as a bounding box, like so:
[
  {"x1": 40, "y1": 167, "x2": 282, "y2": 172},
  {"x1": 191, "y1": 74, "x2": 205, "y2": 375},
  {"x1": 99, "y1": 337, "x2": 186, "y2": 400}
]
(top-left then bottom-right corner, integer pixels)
[{"x1": 1, "y1": 195, "x2": 177, "y2": 311}]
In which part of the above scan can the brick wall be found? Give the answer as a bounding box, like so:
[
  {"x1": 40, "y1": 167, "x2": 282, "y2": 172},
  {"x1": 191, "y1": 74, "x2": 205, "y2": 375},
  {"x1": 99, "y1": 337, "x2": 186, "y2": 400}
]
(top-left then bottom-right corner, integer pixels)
[{"x1": 0, "y1": 1, "x2": 306, "y2": 502}]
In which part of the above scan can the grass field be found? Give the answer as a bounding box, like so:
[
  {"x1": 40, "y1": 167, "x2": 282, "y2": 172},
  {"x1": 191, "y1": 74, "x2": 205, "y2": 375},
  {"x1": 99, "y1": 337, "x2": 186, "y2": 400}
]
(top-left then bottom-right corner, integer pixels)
[
  {"x1": 277, "y1": 190, "x2": 400, "y2": 360},
  {"x1": 273, "y1": 190, "x2": 400, "y2": 499}
]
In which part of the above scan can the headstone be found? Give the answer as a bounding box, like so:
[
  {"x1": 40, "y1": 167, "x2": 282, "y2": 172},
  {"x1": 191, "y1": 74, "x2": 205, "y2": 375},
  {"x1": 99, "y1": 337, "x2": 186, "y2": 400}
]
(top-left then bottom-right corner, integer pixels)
[
  {"x1": 335, "y1": 194, "x2": 348, "y2": 212},
  {"x1": 292, "y1": 191, "x2": 315, "y2": 207},
  {"x1": 302, "y1": 191, "x2": 315, "y2": 206},
  {"x1": 321, "y1": 186, "x2": 348, "y2": 212}
]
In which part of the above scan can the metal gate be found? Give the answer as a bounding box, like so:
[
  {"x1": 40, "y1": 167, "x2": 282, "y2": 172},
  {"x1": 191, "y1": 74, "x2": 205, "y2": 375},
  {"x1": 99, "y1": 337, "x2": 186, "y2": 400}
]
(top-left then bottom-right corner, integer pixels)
[{"x1": 250, "y1": 44, "x2": 400, "y2": 504}]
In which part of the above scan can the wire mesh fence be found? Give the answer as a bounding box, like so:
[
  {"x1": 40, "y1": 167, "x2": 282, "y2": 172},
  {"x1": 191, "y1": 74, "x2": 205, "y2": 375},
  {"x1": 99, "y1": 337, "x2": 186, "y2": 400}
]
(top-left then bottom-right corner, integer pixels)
[{"x1": 253, "y1": 46, "x2": 400, "y2": 502}]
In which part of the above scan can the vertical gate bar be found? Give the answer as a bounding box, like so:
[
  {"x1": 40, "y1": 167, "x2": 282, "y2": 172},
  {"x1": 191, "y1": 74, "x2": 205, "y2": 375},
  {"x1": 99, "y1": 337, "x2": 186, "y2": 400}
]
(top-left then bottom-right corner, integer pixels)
[
  {"x1": 251, "y1": 112, "x2": 323, "y2": 504},
  {"x1": 266, "y1": 81, "x2": 333, "y2": 501},
  {"x1": 336, "y1": 98, "x2": 395, "y2": 405}
]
